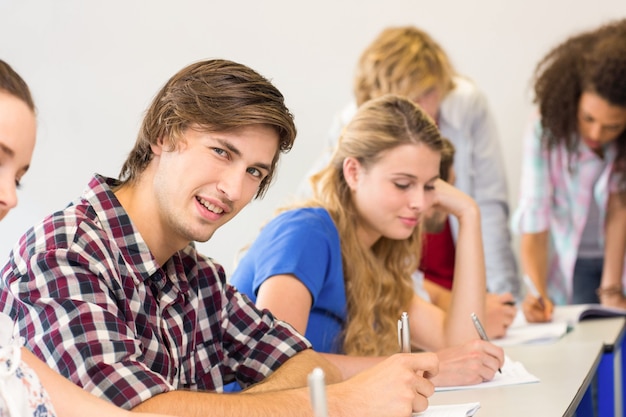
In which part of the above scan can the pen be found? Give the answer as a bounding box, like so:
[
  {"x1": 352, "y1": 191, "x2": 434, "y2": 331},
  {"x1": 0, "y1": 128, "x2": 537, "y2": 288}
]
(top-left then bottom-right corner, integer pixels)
[
  {"x1": 470, "y1": 312, "x2": 502, "y2": 373},
  {"x1": 308, "y1": 367, "x2": 328, "y2": 417},
  {"x1": 523, "y1": 274, "x2": 546, "y2": 309},
  {"x1": 397, "y1": 311, "x2": 411, "y2": 353}
]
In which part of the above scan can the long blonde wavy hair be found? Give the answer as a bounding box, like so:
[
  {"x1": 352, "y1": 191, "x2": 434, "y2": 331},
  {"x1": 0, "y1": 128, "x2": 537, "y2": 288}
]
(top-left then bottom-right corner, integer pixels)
[{"x1": 304, "y1": 95, "x2": 443, "y2": 355}]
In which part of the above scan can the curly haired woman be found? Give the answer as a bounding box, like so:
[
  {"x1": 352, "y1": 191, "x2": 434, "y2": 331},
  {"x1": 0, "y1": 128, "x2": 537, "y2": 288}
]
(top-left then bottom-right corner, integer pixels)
[{"x1": 512, "y1": 19, "x2": 626, "y2": 322}]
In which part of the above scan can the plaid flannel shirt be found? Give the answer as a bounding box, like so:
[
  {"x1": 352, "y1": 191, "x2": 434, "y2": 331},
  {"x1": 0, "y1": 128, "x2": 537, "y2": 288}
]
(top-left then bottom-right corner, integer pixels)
[{"x1": 0, "y1": 175, "x2": 311, "y2": 409}]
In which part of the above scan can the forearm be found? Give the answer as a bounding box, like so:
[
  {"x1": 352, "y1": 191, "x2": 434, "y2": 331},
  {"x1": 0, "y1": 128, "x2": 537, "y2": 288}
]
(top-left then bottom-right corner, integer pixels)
[
  {"x1": 245, "y1": 349, "x2": 341, "y2": 394},
  {"x1": 520, "y1": 231, "x2": 549, "y2": 296},
  {"x1": 600, "y1": 192, "x2": 626, "y2": 290},
  {"x1": 320, "y1": 353, "x2": 384, "y2": 380},
  {"x1": 445, "y1": 205, "x2": 486, "y2": 345},
  {"x1": 132, "y1": 386, "x2": 315, "y2": 417},
  {"x1": 423, "y1": 280, "x2": 452, "y2": 311}
]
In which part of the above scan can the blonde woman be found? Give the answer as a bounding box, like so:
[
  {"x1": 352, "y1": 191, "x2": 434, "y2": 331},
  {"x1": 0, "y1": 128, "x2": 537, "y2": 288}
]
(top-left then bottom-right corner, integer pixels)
[{"x1": 231, "y1": 94, "x2": 504, "y2": 386}]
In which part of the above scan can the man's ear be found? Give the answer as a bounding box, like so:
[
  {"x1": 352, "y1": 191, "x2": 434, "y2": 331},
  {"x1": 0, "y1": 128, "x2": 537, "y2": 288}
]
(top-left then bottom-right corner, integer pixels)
[{"x1": 343, "y1": 157, "x2": 361, "y2": 190}]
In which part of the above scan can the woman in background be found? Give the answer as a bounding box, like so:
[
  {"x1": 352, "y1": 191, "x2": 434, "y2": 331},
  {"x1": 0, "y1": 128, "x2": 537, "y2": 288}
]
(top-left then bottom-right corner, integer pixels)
[
  {"x1": 512, "y1": 19, "x2": 626, "y2": 321},
  {"x1": 0, "y1": 59, "x2": 173, "y2": 417}
]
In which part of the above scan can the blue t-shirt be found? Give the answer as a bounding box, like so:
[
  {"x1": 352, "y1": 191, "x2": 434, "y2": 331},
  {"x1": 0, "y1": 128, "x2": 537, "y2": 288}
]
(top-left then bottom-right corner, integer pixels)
[{"x1": 230, "y1": 207, "x2": 347, "y2": 353}]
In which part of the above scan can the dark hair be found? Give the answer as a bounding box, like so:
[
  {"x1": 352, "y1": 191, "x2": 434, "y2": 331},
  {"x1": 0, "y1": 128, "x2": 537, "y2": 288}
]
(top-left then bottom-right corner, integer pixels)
[
  {"x1": 0, "y1": 60, "x2": 35, "y2": 111},
  {"x1": 118, "y1": 59, "x2": 297, "y2": 198},
  {"x1": 533, "y1": 19, "x2": 626, "y2": 175}
]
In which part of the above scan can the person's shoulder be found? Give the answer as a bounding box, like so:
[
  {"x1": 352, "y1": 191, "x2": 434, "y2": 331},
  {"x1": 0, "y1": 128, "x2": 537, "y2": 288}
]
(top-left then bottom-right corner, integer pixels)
[
  {"x1": 440, "y1": 76, "x2": 490, "y2": 129},
  {"x1": 443, "y1": 76, "x2": 486, "y2": 108},
  {"x1": 276, "y1": 207, "x2": 335, "y2": 228}
]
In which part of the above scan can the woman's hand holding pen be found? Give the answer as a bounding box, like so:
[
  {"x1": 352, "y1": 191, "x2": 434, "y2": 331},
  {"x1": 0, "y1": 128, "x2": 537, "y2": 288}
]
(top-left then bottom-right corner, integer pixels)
[{"x1": 429, "y1": 340, "x2": 504, "y2": 386}]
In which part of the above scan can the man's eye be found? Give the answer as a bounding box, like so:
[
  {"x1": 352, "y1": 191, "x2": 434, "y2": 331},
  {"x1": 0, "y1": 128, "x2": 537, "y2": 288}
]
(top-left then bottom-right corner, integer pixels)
[
  {"x1": 212, "y1": 148, "x2": 228, "y2": 157},
  {"x1": 247, "y1": 167, "x2": 262, "y2": 178}
]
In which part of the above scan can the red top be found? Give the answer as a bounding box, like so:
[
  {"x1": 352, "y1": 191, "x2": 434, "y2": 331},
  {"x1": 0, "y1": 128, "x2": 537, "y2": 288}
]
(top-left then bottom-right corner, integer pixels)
[{"x1": 419, "y1": 217, "x2": 456, "y2": 290}]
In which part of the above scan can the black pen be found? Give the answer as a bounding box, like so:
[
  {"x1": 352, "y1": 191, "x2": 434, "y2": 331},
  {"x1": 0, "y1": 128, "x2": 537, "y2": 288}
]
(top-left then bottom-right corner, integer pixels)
[{"x1": 470, "y1": 312, "x2": 502, "y2": 373}]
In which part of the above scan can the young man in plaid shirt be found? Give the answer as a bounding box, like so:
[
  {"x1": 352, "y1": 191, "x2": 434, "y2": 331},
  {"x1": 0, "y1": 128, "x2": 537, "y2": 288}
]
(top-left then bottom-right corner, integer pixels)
[{"x1": 1, "y1": 58, "x2": 438, "y2": 417}]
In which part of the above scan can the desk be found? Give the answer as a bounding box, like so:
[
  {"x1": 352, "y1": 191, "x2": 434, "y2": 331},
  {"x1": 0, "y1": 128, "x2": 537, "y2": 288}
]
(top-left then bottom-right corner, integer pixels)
[{"x1": 429, "y1": 340, "x2": 603, "y2": 417}]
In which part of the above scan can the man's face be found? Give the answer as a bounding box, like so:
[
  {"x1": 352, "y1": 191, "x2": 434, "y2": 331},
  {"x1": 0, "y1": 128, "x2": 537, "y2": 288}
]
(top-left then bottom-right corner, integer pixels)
[{"x1": 150, "y1": 124, "x2": 278, "y2": 250}]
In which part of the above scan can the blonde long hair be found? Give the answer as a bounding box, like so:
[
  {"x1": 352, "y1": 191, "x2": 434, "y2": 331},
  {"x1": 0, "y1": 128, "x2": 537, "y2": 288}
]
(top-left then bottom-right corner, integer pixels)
[{"x1": 306, "y1": 95, "x2": 443, "y2": 355}]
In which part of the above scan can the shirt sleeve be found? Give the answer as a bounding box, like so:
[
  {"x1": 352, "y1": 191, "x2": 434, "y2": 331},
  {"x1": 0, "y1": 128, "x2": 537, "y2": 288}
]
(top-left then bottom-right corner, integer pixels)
[
  {"x1": 462, "y1": 87, "x2": 521, "y2": 295},
  {"x1": 215, "y1": 280, "x2": 312, "y2": 388},
  {"x1": 511, "y1": 116, "x2": 553, "y2": 235},
  {"x1": 240, "y1": 209, "x2": 337, "y2": 304}
]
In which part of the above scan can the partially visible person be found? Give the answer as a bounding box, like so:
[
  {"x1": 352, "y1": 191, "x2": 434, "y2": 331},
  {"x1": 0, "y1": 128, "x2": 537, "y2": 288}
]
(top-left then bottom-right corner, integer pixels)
[
  {"x1": 1, "y1": 58, "x2": 438, "y2": 417},
  {"x1": 0, "y1": 59, "x2": 173, "y2": 417},
  {"x1": 511, "y1": 19, "x2": 626, "y2": 323},
  {"x1": 416, "y1": 137, "x2": 517, "y2": 339},
  {"x1": 231, "y1": 94, "x2": 504, "y2": 387},
  {"x1": 296, "y1": 25, "x2": 520, "y2": 299}
]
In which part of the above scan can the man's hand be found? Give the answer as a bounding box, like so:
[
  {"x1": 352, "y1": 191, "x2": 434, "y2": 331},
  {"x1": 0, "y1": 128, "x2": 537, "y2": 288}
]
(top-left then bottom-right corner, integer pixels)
[{"x1": 328, "y1": 353, "x2": 438, "y2": 416}]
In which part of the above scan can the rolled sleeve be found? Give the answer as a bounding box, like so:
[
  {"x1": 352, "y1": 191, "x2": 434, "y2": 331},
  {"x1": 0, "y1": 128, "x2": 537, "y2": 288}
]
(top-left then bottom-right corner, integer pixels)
[
  {"x1": 216, "y1": 281, "x2": 311, "y2": 389},
  {"x1": 511, "y1": 118, "x2": 552, "y2": 234}
]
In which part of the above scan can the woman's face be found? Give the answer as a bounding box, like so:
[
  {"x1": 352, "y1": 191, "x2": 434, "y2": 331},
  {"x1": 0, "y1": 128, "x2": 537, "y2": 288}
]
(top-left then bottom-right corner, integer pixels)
[
  {"x1": 347, "y1": 142, "x2": 441, "y2": 248},
  {"x1": 0, "y1": 91, "x2": 36, "y2": 221},
  {"x1": 577, "y1": 91, "x2": 626, "y2": 153}
]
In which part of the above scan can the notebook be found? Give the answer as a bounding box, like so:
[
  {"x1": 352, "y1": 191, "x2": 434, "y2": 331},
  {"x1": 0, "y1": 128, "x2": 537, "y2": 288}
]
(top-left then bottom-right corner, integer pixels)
[{"x1": 552, "y1": 304, "x2": 626, "y2": 324}]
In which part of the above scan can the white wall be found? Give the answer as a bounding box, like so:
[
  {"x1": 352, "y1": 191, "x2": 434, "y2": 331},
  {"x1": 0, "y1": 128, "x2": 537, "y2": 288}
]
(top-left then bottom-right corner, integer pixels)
[{"x1": 1, "y1": 0, "x2": 625, "y2": 277}]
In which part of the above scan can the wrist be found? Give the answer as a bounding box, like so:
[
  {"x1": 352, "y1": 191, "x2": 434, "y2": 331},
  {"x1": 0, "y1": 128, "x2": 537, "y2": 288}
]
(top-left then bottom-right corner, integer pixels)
[{"x1": 595, "y1": 285, "x2": 624, "y2": 298}]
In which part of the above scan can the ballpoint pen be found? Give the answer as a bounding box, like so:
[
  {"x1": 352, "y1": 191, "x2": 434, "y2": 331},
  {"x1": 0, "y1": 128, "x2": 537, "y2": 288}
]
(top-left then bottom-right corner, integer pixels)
[
  {"x1": 308, "y1": 367, "x2": 329, "y2": 417},
  {"x1": 523, "y1": 274, "x2": 546, "y2": 309},
  {"x1": 397, "y1": 311, "x2": 411, "y2": 353},
  {"x1": 470, "y1": 312, "x2": 502, "y2": 373}
]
